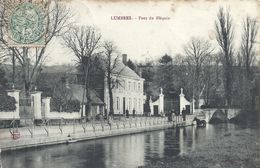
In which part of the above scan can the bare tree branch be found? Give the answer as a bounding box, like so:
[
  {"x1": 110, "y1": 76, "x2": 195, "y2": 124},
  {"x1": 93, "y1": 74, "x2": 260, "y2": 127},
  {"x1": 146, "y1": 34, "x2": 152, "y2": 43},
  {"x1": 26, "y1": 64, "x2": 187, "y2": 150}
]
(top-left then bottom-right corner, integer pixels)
[
  {"x1": 63, "y1": 26, "x2": 102, "y2": 118},
  {"x1": 0, "y1": 1, "x2": 72, "y2": 95},
  {"x1": 240, "y1": 16, "x2": 259, "y2": 78},
  {"x1": 183, "y1": 37, "x2": 214, "y2": 108},
  {"x1": 215, "y1": 7, "x2": 234, "y2": 106}
]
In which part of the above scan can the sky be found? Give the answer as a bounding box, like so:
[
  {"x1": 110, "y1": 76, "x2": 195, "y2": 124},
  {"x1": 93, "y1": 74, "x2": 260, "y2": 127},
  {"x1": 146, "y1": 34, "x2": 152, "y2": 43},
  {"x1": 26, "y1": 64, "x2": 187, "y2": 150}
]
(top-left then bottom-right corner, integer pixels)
[{"x1": 45, "y1": 0, "x2": 260, "y2": 65}]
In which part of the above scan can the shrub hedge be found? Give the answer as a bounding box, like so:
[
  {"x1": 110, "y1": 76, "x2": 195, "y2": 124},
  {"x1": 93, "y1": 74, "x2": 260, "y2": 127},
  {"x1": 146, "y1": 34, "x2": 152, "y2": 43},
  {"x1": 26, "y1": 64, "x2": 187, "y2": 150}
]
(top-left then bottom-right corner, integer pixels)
[
  {"x1": 50, "y1": 98, "x2": 80, "y2": 112},
  {"x1": 0, "y1": 93, "x2": 16, "y2": 112}
]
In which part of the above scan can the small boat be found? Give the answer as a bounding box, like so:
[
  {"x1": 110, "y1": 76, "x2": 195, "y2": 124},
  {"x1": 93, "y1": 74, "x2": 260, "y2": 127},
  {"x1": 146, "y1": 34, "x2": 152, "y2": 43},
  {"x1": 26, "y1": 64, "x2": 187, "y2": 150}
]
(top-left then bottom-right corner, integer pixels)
[{"x1": 67, "y1": 138, "x2": 78, "y2": 143}]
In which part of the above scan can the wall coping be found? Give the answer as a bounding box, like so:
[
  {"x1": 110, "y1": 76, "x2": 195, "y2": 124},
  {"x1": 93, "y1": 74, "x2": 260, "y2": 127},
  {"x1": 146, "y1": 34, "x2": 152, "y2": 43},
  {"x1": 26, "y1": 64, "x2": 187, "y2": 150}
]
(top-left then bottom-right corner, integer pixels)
[
  {"x1": 30, "y1": 91, "x2": 42, "y2": 94},
  {"x1": 6, "y1": 89, "x2": 20, "y2": 92},
  {"x1": 42, "y1": 97, "x2": 51, "y2": 99}
]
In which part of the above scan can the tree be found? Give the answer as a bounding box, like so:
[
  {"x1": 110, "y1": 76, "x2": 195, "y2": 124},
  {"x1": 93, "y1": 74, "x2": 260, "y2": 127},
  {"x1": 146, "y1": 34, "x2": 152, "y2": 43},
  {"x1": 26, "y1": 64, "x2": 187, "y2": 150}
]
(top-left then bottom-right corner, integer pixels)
[
  {"x1": 139, "y1": 62, "x2": 154, "y2": 96},
  {"x1": 51, "y1": 77, "x2": 80, "y2": 112},
  {"x1": 127, "y1": 59, "x2": 137, "y2": 72},
  {"x1": 201, "y1": 54, "x2": 220, "y2": 106},
  {"x1": 155, "y1": 54, "x2": 174, "y2": 94},
  {"x1": 240, "y1": 16, "x2": 259, "y2": 79},
  {"x1": 101, "y1": 41, "x2": 121, "y2": 116},
  {"x1": 171, "y1": 54, "x2": 190, "y2": 95},
  {"x1": 0, "y1": 1, "x2": 72, "y2": 95},
  {"x1": 63, "y1": 26, "x2": 102, "y2": 118},
  {"x1": 0, "y1": 65, "x2": 16, "y2": 111},
  {"x1": 159, "y1": 54, "x2": 172, "y2": 65},
  {"x1": 183, "y1": 38, "x2": 214, "y2": 108},
  {"x1": 215, "y1": 7, "x2": 234, "y2": 106},
  {"x1": 0, "y1": 66, "x2": 7, "y2": 92},
  {"x1": 235, "y1": 16, "x2": 259, "y2": 109}
]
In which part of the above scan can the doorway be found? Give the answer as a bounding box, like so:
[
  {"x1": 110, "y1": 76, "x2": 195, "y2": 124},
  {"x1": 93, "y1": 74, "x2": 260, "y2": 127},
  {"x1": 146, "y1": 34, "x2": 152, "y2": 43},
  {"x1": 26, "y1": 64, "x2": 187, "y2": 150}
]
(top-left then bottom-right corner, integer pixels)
[
  {"x1": 153, "y1": 105, "x2": 159, "y2": 116},
  {"x1": 123, "y1": 97, "x2": 126, "y2": 115}
]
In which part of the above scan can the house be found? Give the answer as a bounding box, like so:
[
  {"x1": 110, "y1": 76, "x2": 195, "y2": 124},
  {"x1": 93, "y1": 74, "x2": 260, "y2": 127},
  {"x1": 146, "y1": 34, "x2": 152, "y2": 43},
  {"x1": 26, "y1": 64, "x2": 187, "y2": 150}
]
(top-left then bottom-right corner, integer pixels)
[
  {"x1": 30, "y1": 54, "x2": 146, "y2": 117},
  {"x1": 104, "y1": 54, "x2": 146, "y2": 116},
  {"x1": 69, "y1": 84, "x2": 104, "y2": 117}
]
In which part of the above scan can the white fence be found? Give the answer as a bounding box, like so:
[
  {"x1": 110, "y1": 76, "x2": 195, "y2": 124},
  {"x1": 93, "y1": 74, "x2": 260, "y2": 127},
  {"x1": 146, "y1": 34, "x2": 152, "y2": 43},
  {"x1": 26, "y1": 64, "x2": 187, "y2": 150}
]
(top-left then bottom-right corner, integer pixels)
[
  {"x1": 44, "y1": 111, "x2": 81, "y2": 119},
  {"x1": 0, "y1": 111, "x2": 19, "y2": 119}
]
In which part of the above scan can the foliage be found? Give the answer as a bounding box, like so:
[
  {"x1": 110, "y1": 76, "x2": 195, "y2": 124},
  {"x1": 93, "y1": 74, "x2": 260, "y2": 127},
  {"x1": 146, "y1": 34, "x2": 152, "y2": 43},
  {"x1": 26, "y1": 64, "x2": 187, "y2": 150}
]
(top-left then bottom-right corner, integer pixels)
[
  {"x1": 0, "y1": 66, "x2": 16, "y2": 112},
  {"x1": 127, "y1": 59, "x2": 137, "y2": 72},
  {"x1": 0, "y1": 66, "x2": 8, "y2": 92},
  {"x1": 0, "y1": 93, "x2": 16, "y2": 112},
  {"x1": 139, "y1": 63, "x2": 155, "y2": 96},
  {"x1": 50, "y1": 98, "x2": 80, "y2": 112},
  {"x1": 154, "y1": 54, "x2": 175, "y2": 96},
  {"x1": 50, "y1": 79, "x2": 80, "y2": 112},
  {"x1": 143, "y1": 98, "x2": 151, "y2": 115},
  {"x1": 159, "y1": 54, "x2": 172, "y2": 65}
]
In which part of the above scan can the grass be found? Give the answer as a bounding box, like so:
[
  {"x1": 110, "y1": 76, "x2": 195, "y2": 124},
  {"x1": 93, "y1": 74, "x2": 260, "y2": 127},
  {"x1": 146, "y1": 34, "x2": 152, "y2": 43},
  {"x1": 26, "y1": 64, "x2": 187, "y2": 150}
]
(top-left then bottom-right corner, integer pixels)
[{"x1": 145, "y1": 127, "x2": 260, "y2": 168}]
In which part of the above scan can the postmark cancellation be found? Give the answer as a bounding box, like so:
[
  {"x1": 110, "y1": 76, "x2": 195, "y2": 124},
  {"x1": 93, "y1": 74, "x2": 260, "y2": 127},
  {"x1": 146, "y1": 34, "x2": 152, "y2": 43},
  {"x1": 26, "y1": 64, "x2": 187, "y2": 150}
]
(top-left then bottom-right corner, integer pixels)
[{"x1": 3, "y1": 0, "x2": 48, "y2": 47}]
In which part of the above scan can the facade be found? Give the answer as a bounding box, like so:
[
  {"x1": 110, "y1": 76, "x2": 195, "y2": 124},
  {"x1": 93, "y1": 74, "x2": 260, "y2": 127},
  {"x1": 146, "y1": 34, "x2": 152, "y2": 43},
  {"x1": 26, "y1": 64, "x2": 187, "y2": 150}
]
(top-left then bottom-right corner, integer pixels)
[
  {"x1": 104, "y1": 55, "x2": 146, "y2": 115},
  {"x1": 149, "y1": 88, "x2": 164, "y2": 116},
  {"x1": 179, "y1": 88, "x2": 191, "y2": 115}
]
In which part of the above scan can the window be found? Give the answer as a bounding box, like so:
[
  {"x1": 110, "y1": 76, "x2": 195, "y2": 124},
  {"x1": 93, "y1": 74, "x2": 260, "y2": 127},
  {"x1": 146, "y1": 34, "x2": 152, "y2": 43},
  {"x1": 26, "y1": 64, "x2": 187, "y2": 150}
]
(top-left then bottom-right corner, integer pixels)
[
  {"x1": 129, "y1": 98, "x2": 131, "y2": 110},
  {"x1": 116, "y1": 97, "x2": 120, "y2": 110},
  {"x1": 107, "y1": 96, "x2": 109, "y2": 109},
  {"x1": 138, "y1": 99, "x2": 141, "y2": 112},
  {"x1": 134, "y1": 82, "x2": 136, "y2": 91},
  {"x1": 138, "y1": 83, "x2": 141, "y2": 92},
  {"x1": 115, "y1": 81, "x2": 119, "y2": 89},
  {"x1": 122, "y1": 80, "x2": 125, "y2": 90},
  {"x1": 134, "y1": 98, "x2": 137, "y2": 110},
  {"x1": 128, "y1": 81, "x2": 131, "y2": 90}
]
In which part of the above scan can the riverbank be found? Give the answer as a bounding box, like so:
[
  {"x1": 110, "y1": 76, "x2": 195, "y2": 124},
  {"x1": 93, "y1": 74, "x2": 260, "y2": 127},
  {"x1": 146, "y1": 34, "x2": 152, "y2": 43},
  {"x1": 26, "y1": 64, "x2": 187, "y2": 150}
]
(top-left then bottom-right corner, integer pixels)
[
  {"x1": 0, "y1": 116, "x2": 196, "y2": 151},
  {"x1": 0, "y1": 117, "x2": 175, "y2": 151},
  {"x1": 145, "y1": 124, "x2": 260, "y2": 168}
]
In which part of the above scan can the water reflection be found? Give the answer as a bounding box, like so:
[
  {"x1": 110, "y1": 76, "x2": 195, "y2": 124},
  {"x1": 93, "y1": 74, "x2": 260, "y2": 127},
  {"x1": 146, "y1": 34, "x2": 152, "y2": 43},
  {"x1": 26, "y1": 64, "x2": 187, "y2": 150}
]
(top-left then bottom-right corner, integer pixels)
[
  {"x1": 0, "y1": 152, "x2": 2, "y2": 168},
  {"x1": 2, "y1": 124, "x2": 241, "y2": 168}
]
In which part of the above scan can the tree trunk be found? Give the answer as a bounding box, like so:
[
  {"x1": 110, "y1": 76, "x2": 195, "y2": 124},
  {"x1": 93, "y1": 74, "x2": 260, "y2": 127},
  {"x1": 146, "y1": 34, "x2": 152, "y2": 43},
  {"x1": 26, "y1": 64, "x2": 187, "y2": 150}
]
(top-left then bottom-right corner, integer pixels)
[
  {"x1": 12, "y1": 48, "x2": 15, "y2": 86},
  {"x1": 107, "y1": 74, "x2": 114, "y2": 116}
]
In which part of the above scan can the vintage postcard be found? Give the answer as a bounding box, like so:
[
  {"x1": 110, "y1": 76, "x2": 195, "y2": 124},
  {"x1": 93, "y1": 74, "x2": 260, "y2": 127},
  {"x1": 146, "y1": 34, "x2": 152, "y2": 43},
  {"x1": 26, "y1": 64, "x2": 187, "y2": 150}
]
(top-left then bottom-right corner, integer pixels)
[{"x1": 0, "y1": 0, "x2": 259, "y2": 168}]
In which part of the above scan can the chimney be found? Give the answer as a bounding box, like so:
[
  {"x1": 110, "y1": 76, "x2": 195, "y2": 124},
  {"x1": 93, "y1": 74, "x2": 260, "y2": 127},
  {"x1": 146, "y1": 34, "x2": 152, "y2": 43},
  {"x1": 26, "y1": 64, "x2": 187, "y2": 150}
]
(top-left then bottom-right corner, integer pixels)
[{"x1": 122, "y1": 54, "x2": 127, "y2": 65}]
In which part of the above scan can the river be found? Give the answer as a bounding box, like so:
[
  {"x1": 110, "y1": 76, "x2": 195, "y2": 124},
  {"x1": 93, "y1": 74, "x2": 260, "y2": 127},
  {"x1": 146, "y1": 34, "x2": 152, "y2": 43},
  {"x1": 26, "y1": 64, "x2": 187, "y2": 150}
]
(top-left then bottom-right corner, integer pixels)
[{"x1": 1, "y1": 124, "x2": 247, "y2": 168}]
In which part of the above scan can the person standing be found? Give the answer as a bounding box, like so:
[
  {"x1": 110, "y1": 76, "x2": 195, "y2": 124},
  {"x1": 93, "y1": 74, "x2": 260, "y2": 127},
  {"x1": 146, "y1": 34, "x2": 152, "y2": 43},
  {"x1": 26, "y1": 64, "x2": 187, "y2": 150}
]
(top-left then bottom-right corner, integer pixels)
[
  {"x1": 126, "y1": 109, "x2": 129, "y2": 118},
  {"x1": 182, "y1": 108, "x2": 186, "y2": 121}
]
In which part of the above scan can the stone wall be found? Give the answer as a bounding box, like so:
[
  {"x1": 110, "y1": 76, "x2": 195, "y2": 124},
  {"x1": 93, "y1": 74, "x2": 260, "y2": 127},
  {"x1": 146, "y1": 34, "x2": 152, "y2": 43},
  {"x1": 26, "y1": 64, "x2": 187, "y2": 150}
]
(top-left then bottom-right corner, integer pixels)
[
  {"x1": 0, "y1": 117, "x2": 171, "y2": 151},
  {"x1": 42, "y1": 97, "x2": 81, "y2": 119}
]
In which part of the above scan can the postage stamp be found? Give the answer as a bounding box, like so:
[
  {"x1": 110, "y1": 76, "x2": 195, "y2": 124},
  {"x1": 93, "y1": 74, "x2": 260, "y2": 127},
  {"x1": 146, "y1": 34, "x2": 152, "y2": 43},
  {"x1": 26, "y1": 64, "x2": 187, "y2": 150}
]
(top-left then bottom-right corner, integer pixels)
[{"x1": 4, "y1": 1, "x2": 47, "y2": 47}]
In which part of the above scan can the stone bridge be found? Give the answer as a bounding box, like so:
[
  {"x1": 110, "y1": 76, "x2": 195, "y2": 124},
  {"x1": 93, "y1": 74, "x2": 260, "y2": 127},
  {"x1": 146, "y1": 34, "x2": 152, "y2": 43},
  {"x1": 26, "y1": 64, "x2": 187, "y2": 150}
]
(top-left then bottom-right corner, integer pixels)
[{"x1": 194, "y1": 108, "x2": 241, "y2": 123}]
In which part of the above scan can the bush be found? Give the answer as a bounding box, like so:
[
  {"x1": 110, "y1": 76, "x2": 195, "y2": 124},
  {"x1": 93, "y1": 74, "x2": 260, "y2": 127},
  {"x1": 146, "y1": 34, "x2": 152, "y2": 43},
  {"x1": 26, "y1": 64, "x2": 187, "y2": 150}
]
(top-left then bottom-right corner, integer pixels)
[
  {"x1": 66, "y1": 100, "x2": 81, "y2": 112},
  {"x1": 0, "y1": 93, "x2": 16, "y2": 112},
  {"x1": 50, "y1": 98, "x2": 80, "y2": 112}
]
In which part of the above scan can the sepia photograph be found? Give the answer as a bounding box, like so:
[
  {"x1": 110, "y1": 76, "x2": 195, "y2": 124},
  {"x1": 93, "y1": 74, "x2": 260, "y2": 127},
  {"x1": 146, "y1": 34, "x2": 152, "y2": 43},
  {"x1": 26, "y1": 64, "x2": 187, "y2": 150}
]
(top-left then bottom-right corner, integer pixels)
[{"x1": 0, "y1": 0, "x2": 259, "y2": 167}]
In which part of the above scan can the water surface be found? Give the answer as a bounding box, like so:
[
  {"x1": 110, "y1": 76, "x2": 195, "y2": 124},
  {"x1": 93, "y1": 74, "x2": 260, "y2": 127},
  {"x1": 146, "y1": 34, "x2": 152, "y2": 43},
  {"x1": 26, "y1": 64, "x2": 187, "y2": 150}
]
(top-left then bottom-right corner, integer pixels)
[{"x1": 1, "y1": 124, "x2": 244, "y2": 168}]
